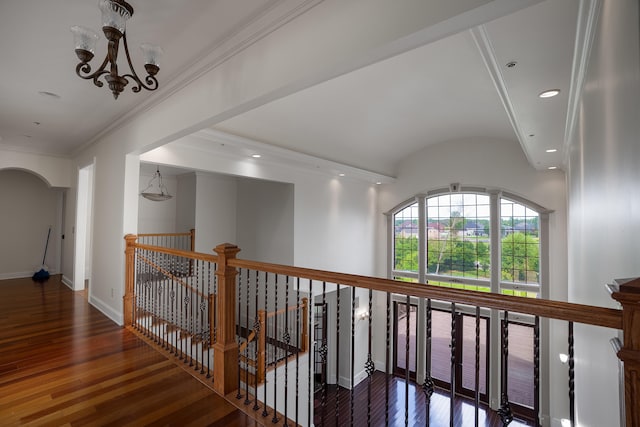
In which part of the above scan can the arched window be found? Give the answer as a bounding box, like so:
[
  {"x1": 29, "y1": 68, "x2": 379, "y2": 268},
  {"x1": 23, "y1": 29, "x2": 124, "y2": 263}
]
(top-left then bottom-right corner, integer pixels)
[{"x1": 390, "y1": 190, "x2": 548, "y2": 297}]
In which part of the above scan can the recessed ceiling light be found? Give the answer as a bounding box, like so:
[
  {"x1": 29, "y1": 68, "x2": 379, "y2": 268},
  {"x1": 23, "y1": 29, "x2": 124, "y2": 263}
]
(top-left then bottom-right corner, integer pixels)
[
  {"x1": 539, "y1": 89, "x2": 560, "y2": 98},
  {"x1": 546, "y1": 149, "x2": 558, "y2": 153},
  {"x1": 548, "y1": 166, "x2": 557, "y2": 170},
  {"x1": 251, "y1": 154, "x2": 261, "y2": 158},
  {"x1": 376, "y1": 182, "x2": 382, "y2": 185},
  {"x1": 339, "y1": 173, "x2": 345, "y2": 177},
  {"x1": 38, "y1": 91, "x2": 61, "y2": 99}
]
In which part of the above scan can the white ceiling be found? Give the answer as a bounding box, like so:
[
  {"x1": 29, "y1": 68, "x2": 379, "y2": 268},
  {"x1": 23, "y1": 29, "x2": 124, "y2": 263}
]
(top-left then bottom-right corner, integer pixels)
[
  {"x1": 1, "y1": 0, "x2": 579, "y2": 177},
  {"x1": 0, "y1": 0, "x2": 275, "y2": 155}
]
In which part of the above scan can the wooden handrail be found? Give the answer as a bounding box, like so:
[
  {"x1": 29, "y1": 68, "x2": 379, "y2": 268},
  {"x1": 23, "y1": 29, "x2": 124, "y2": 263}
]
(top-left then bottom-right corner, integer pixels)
[
  {"x1": 229, "y1": 258, "x2": 622, "y2": 330},
  {"x1": 137, "y1": 253, "x2": 206, "y2": 298}
]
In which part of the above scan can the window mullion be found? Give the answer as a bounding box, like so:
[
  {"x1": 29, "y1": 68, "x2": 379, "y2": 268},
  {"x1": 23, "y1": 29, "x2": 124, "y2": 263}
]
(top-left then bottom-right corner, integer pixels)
[
  {"x1": 489, "y1": 191, "x2": 501, "y2": 293},
  {"x1": 418, "y1": 195, "x2": 426, "y2": 285}
]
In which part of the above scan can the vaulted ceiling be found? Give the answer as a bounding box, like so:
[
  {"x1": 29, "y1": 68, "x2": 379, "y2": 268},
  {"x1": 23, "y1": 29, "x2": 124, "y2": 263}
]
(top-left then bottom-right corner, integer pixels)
[{"x1": 0, "y1": 0, "x2": 580, "y2": 177}]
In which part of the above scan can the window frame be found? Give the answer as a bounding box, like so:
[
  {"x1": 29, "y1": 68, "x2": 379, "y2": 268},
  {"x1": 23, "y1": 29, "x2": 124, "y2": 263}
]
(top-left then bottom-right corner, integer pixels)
[{"x1": 387, "y1": 187, "x2": 551, "y2": 299}]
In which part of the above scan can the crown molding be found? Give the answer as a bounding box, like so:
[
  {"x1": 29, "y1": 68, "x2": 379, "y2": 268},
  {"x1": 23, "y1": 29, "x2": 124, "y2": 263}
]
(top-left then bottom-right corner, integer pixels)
[
  {"x1": 562, "y1": 0, "x2": 601, "y2": 164},
  {"x1": 72, "y1": 0, "x2": 325, "y2": 158},
  {"x1": 470, "y1": 25, "x2": 534, "y2": 169}
]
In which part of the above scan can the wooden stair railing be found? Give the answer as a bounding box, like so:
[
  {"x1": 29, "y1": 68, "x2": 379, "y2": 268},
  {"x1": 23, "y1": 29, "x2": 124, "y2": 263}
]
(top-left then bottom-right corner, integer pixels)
[
  {"x1": 125, "y1": 236, "x2": 640, "y2": 426},
  {"x1": 138, "y1": 229, "x2": 195, "y2": 251},
  {"x1": 239, "y1": 298, "x2": 309, "y2": 386}
]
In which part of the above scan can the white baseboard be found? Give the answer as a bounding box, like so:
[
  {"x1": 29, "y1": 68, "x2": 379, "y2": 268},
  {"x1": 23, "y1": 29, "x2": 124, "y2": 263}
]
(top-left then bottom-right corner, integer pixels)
[
  {"x1": 0, "y1": 271, "x2": 35, "y2": 280},
  {"x1": 61, "y1": 275, "x2": 74, "y2": 290},
  {"x1": 89, "y1": 294, "x2": 123, "y2": 326}
]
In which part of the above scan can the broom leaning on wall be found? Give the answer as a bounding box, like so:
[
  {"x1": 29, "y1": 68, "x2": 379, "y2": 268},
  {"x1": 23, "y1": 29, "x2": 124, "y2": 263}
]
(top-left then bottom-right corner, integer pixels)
[{"x1": 32, "y1": 227, "x2": 51, "y2": 281}]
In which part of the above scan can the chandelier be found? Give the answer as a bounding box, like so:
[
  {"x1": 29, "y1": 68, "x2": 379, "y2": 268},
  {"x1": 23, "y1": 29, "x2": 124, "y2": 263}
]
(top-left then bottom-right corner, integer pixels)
[
  {"x1": 71, "y1": 0, "x2": 163, "y2": 99},
  {"x1": 140, "y1": 167, "x2": 173, "y2": 202}
]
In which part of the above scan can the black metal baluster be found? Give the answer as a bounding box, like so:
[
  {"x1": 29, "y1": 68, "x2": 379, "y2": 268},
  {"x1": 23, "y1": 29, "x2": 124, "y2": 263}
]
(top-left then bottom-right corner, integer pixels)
[
  {"x1": 147, "y1": 249, "x2": 153, "y2": 337},
  {"x1": 568, "y1": 321, "x2": 575, "y2": 427},
  {"x1": 423, "y1": 299, "x2": 434, "y2": 427},
  {"x1": 169, "y1": 267, "x2": 176, "y2": 356},
  {"x1": 405, "y1": 296, "x2": 411, "y2": 427},
  {"x1": 450, "y1": 303, "x2": 456, "y2": 427},
  {"x1": 284, "y1": 276, "x2": 290, "y2": 426},
  {"x1": 366, "y1": 289, "x2": 374, "y2": 427},
  {"x1": 335, "y1": 284, "x2": 341, "y2": 427},
  {"x1": 175, "y1": 252, "x2": 184, "y2": 359},
  {"x1": 295, "y1": 277, "x2": 300, "y2": 426},
  {"x1": 236, "y1": 268, "x2": 243, "y2": 400},
  {"x1": 186, "y1": 266, "x2": 193, "y2": 367},
  {"x1": 321, "y1": 281, "x2": 327, "y2": 426},
  {"x1": 160, "y1": 260, "x2": 167, "y2": 351},
  {"x1": 213, "y1": 262, "x2": 218, "y2": 347},
  {"x1": 200, "y1": 259, "x2": 205, "y2": 374},
  {"x1": 308, "y1": 280, "x2": 313, "y2": 427},
  {"x1": 170, "y1": 256, "x2": 180, "y2": 348},
  {"x1": 253, "y1": 270, "x2": 261, "y2": 411},
  {"x1": 534, "y1": 316, "x2": 540, "y2": 427},
  {"x1": 498, "y1": 311, "x2": 513, "y2": 426},
  {"x1": 386, "y1": 292, "x2": 391, "y2": 427},
  {"x1": 350, "y1": 286, "x2": 355, "y2": 427},
  {"x1": 272, "y1": 274, "x2": 279, "y2": 424},
  {"x1": 475, "y1": 306, "x2": 480, "y2": 427},
  {"x1": 245, "y1": 268, "x2": 251, "y2": 406},
  {"x1": 144, "y1": 249, "x2": 151, "y2": 338},
  {"x1": 206, "y1": 261, "x2": 211, "y2": 378},
  {"x1": 262, "y1": 272, "x2": 270, "y2": 418},
  {"x1": 241, "y1": 270, "x2": 256, "y2": 405}
]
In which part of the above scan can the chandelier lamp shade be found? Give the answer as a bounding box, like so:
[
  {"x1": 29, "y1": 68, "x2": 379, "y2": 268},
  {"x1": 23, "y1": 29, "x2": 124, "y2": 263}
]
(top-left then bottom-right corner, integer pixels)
[
  {"x1": 140, "y1": 167, "x2": 173, "y2": 202},
  {"x1": 71, "y1": 0, "x2": 163, "y2": 99}
]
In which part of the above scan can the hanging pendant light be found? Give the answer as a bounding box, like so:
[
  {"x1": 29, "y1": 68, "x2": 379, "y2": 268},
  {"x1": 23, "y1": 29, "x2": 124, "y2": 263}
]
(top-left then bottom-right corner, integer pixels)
[{"x1": 140, "y1": 166, "x2": 172, "y2": 201}]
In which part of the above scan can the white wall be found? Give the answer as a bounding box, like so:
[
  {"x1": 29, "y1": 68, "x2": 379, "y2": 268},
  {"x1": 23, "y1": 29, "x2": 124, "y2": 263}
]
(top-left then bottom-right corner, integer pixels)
[
  {"x1": 194, "y1": 172, "x2": 237, "y2": 253},
  {"x1": 236, "y1": 178, "x2": 294, "y2": 265},
  {"x1": 0, "y1": 170, "x2": 63, "y2": 278},
  {"x1": 176, "y1": 173, "x2": 196, "y2": 233},
  {"x1": 566, "y1": 1, "x2": 640, "y2": 426}
]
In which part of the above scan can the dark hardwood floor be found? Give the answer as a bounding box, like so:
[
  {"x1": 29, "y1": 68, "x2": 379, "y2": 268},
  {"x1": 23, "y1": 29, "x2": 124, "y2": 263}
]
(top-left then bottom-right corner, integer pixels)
[
  {"x1": 0, "y1": 276, "x2": 260, "y2": 426},
  {"x1": 0, "y1": 275, "x2": 536, "y2": 426},
  {"x1": 314, "y1": 372, "x2": 535, "y2": 427}
]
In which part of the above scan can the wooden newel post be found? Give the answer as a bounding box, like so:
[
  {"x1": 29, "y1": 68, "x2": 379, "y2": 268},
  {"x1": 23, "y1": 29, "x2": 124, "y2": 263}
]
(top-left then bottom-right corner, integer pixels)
[
  {"x1": 213, "y1": 243, "x2": 241, "y2": 395},
  {"x1": 611, "y1": 277, "x2": 640, "y2": 427},
  {"x1": 123, "y1": 234, "x2": 138, "y2": 327}
]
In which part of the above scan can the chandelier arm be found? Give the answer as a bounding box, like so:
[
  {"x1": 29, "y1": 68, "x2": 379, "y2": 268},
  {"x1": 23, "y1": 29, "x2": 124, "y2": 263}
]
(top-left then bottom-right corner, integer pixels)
[
  {"x1": 75, "y1": 55, "x2": 110, "y2": 88},
  {"x1": 121, "y1": 33, "x2": 159, "y2": 93}
]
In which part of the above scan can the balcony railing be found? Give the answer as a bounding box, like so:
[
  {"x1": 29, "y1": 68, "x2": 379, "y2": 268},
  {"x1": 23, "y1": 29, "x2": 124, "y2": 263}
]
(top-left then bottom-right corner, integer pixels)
[{"x1": 124, "y1": 235, "x2": 640, "y2": 427}]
